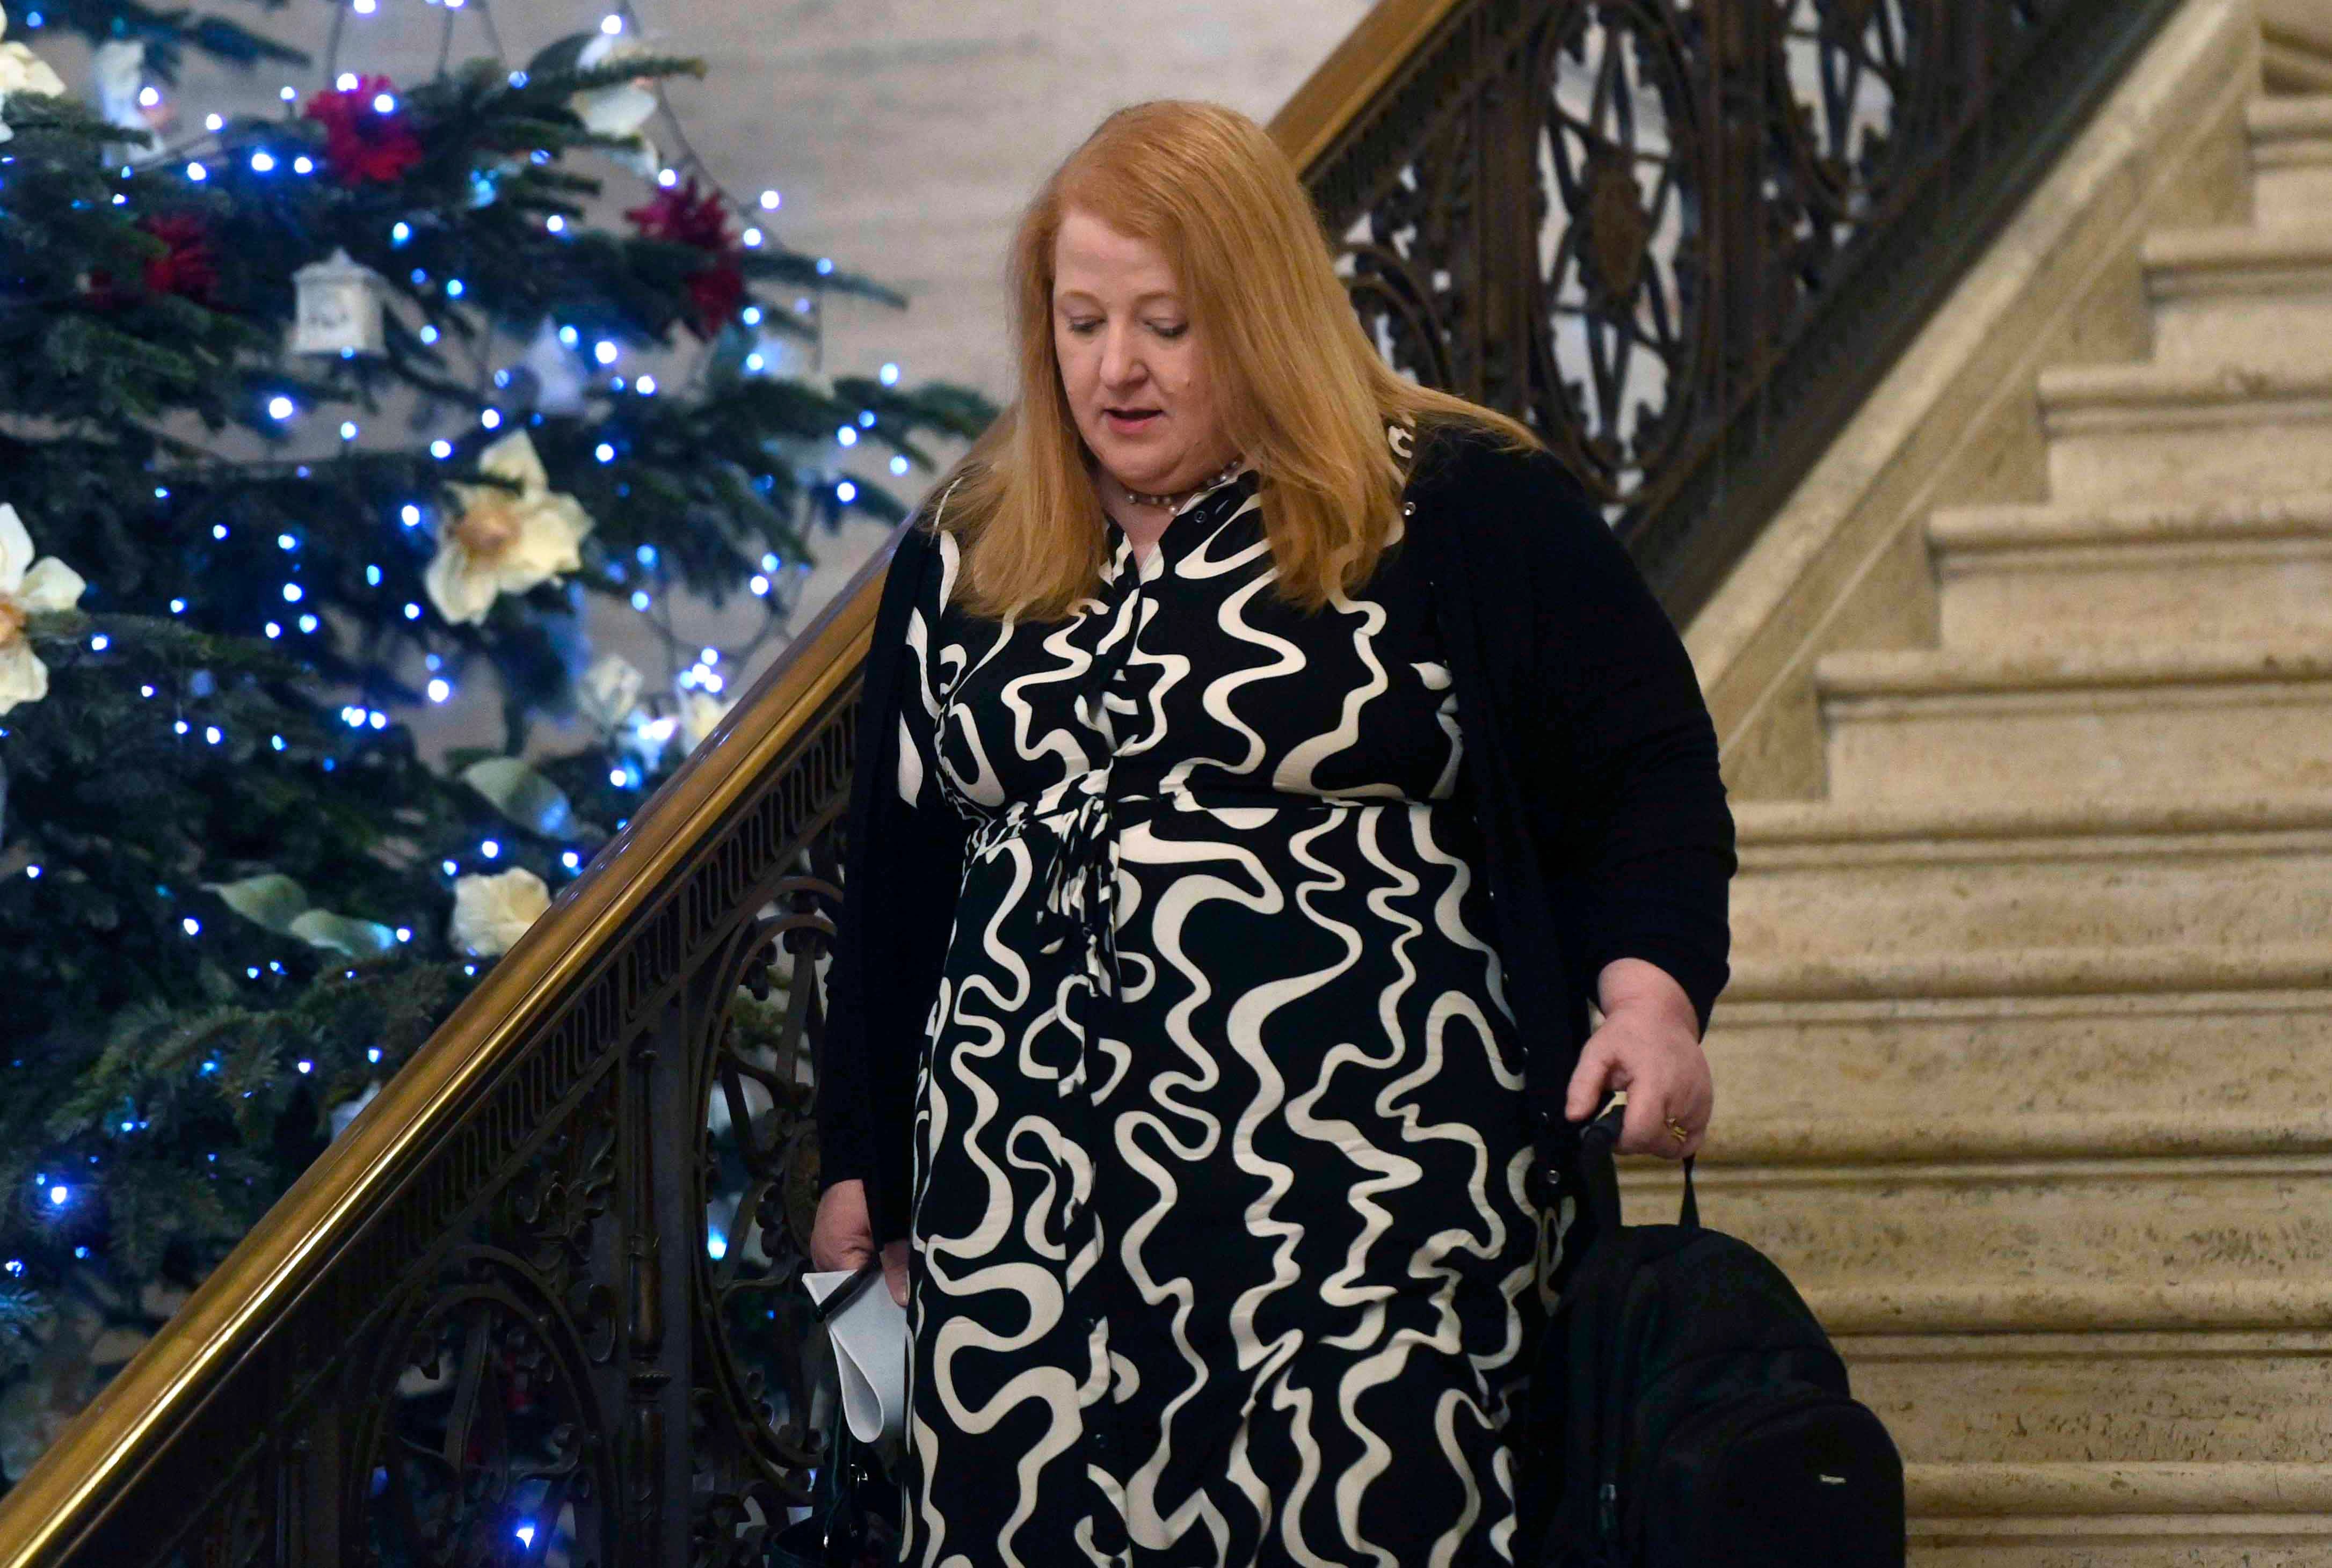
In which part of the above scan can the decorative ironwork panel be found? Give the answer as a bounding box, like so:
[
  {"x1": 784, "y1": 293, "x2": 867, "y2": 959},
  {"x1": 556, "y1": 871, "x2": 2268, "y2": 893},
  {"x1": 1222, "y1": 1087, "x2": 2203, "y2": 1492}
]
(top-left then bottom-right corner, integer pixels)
[
  {"x1": 45, "y1": 668, "x2": 866, "y2": 1568},
  {"x1": 1305, "y1": 0, "x2": 2182, "y2": 614}
]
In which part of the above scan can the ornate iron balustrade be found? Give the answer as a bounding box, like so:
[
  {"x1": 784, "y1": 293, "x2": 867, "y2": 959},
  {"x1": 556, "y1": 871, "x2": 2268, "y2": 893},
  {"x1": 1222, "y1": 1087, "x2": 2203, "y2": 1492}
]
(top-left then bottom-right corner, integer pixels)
[
  {"x1": 1284, "y1": 0, "x2": 2183, "y2": 616},
  {"x1": 0, "y1": 1, "x2": 2187, "y2": 1564}
]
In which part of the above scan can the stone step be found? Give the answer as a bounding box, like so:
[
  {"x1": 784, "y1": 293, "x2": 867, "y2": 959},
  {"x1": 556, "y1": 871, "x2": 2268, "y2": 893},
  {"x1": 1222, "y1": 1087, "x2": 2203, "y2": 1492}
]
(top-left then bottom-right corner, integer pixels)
[
  {"x1": 2249, "y1": 94, "x2": 2332, "y2": 227},
  {"x1": 1703, "y1": 975, "x2": 2332, "y2": 1157},
  {"x1": 1618, "y1": 1154, "x2": 2332, "y2": 1334},
  {"x1": 2037, "y1": 361, "x2": 2332, "y2": 505},
  {"x1": 1907, "y1": 1461, "x2": 2332, "y2": 1567},
  {"x1": 2266, "y1": 28, "x2": 2332, "y2": 97},
  {"x1": 1926, "y1": 492, "x2": 2332, "y2": 651},
  {"x1": 1847, "y1": 1328, "x2": 2332, "y2": 1466},
  {"x1": 2142, "y1": 223, "x2": 2332, "y2": 373},
  {"x1": 1731, "y1": 794, "x2": 2332, "y2": 967},
  {"x1": 1812, "y1": 642, "x2": 2332, "y2": 804}
]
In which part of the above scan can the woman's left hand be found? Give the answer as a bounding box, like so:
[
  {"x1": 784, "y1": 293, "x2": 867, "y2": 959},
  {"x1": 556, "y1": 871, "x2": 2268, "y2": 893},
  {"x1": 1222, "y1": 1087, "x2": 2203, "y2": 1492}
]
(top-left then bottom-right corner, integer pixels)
[{"x1": 1563, "y1": 957, "x2": 1712, "y2": 1159}]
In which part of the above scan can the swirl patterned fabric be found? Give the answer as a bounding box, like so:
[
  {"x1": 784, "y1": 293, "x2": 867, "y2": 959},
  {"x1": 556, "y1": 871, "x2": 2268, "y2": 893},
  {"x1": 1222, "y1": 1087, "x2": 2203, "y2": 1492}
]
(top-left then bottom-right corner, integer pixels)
[{"x1": 894, "y1": 438, "x2": 1558, "y2": 1567}]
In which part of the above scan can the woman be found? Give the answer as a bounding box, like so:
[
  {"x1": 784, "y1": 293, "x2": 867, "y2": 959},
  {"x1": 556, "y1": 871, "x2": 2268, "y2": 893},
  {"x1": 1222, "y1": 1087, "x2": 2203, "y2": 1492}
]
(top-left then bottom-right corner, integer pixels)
[{"x1": 811, "y1": 99, "x2": 1734, "y2": 1567}]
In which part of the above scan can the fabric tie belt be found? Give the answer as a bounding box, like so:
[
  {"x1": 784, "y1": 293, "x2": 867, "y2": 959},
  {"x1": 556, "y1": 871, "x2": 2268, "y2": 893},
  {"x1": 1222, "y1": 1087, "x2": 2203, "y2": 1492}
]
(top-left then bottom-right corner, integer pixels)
[{"x1": 963, "y1": 779, "x2": 1389, "y2": 1001}]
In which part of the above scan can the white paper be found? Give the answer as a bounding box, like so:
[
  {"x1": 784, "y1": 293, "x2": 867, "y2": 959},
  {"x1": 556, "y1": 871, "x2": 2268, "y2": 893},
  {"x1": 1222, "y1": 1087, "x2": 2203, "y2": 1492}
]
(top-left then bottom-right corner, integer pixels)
[{"x1": 803, "y1": 1267, "x2": 909, "y2": 1445}]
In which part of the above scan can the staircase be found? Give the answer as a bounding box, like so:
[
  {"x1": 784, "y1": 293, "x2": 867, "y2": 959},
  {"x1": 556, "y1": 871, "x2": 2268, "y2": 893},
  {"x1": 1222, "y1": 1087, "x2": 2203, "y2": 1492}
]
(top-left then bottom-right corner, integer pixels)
[{"x1": 1667, "y1": 71, "x2": 2332, "y2": 1567}]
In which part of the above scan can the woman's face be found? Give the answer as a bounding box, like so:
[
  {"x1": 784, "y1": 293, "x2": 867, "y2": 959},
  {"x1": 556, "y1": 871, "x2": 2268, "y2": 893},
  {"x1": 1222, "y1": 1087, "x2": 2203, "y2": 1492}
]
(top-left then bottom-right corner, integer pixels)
[{"x1": 1051, "y1": 207, "x2": 1235, "y2": 500}]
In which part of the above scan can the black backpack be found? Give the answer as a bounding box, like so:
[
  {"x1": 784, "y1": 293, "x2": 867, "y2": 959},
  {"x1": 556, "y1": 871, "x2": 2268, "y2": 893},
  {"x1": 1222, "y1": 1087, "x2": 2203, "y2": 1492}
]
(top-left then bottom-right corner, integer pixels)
[{"x1": 1521, "y1": 1108, "x2": 1905, "y2": 1566}]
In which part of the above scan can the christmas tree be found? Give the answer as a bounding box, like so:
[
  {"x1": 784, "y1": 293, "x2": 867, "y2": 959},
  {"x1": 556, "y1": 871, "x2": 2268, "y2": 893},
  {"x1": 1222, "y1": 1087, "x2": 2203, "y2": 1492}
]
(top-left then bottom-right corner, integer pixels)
[{"x1": 0, "y1": 0, "x2": 992, "y2": 1482}]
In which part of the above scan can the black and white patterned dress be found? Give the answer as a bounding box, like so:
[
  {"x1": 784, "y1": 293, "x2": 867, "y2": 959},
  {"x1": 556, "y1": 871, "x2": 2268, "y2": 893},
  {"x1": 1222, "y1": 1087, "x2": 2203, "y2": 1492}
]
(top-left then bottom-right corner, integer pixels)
[{"x1": 893, "y1": 447, "x2": 1552, "y2": 1568}]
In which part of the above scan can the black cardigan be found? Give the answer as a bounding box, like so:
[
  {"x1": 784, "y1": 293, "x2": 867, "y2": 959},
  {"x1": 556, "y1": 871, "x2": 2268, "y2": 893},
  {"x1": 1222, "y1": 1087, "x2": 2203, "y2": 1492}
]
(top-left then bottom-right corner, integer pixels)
[{"x1": 813, "y1": 422, "x2": 1737, "y2": 1246}]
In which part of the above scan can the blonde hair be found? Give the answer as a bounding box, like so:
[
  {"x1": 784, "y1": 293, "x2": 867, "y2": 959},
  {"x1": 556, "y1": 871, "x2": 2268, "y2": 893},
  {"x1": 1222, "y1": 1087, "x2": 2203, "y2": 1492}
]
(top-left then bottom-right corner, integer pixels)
[{"x1": 928, "y1": 98, "x2": 1542, "y2": 621}]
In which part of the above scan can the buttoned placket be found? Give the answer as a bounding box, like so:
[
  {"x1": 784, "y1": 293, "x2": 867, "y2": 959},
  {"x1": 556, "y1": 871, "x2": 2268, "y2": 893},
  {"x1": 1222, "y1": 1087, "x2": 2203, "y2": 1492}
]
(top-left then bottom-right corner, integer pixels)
[{"x1": 1053, "y1": 531, "x2": 1164, "y2": 1566}]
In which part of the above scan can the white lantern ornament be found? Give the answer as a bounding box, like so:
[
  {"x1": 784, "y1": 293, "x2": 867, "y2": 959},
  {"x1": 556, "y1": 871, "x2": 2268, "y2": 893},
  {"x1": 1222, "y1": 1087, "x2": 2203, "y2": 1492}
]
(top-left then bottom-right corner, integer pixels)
[{"x1": 291, "y1": 248, "x2": 389, "y2": 357}]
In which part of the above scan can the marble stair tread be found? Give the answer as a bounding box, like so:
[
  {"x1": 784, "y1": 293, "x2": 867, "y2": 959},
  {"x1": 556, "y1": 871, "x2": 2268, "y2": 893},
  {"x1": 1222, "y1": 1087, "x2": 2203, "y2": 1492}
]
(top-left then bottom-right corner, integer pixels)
[
  {"x1": 2140, "y1": 219, "x2": 2332, "y2": 281},
  {"x1": 1667, "y1": 1202, "x2": 2332, "y2": 1336},
  {"x1": 1734, "y1": 823, "x2": 2332, "y2": 965},
  {"x1": 1845, "y1": 1328, "x2": 2332, "y2": 1468},
  {"x1": 2035, "y1": 358, "x2": 2332, "y2": 416},
  {"x1": 2247, "y1": 92, "x2": 2332, "y2": 152},
  {"x1": 1812, "y1": 639, "x2": 2332, "y2": 697},
  {"x1": 1922, "y1": 491, "x2": 2332, "y2": 648},
  {"x1": 1694, "y1": 1110, "x2": 2332, "y2": 1168},
  {"x1": 1926, "y1": 490, "x2": 2332, "y2": 550},
  {"x1": 1908, "y1": 1459, "x2": 2332, "y2": 1518},
  {"x1": 1726, "y1": 936, "x2": 2332, "y2": 1002},
  {"x1": 1734, "y1": 789, "x2": 2332, "y2": 845}
]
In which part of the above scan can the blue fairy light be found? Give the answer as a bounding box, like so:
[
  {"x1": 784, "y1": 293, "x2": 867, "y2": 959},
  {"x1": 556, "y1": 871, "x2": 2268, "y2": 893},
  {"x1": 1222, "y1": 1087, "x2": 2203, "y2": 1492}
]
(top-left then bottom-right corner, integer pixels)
[
  {"x1": 89, "y1": 633, "x2": 108, "y2": 651},
  {"x1": 250, "y1": 151, "x2": 276, "y2": 174},
  {"x1": 391, "y1": 221, "x2": 412, "y2": 246},
  {"x1": 480, "y1": 839, "x2": 500, "y2": 859},
  {"x1": 181, "y1": 917, "x2": 200, "y2": 937},
  {"x1": 880, "y1": 362, "x2": 901, "y2": 385}
]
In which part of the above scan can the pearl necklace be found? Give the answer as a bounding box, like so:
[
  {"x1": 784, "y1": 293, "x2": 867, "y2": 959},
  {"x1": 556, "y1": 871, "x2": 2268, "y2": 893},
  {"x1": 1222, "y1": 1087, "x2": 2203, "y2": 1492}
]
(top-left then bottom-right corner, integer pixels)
[{"x1": 1114, "y1": 451, "x2": 1248, "y2": 512}]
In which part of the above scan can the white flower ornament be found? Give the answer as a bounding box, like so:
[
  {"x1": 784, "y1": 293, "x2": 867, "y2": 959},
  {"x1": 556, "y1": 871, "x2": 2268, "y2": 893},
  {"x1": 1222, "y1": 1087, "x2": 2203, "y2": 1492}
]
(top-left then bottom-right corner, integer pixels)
[
  {"x1": 424, "y1": 432, "x2": 594, "y2": 626},
  {"x1": 680, "y1": 689, "x2": 735, "y2": 753},
  {"x1": 572, "y1": 32, "x2": 660, "y2": 176},
  {"x1": 448, "y1": 867, "x2": 551, "y2": 957},
  {"x1": 0, "y1": 505, "x2": 88, "y2": 716},
  {"x1": 0, "y1": 11, "x2": 68, "y2": 144},
  {"x1": 576, "y1": 652, "x2": 645, "y2": 735}
]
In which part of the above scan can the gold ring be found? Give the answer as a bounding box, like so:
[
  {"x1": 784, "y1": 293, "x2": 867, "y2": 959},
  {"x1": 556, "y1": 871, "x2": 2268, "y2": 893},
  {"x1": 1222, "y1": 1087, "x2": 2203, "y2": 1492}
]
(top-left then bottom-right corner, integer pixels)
[{"x1": 1665, "y1": 1116, "x2": 1691, "y2": 1144}]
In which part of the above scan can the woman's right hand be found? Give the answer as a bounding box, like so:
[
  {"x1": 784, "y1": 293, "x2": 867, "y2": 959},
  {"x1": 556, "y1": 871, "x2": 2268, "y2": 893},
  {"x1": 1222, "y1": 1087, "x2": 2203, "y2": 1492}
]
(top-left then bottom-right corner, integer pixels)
[{"x1": 812, "y1": 1177, "x2": 910, "y2": 1307}]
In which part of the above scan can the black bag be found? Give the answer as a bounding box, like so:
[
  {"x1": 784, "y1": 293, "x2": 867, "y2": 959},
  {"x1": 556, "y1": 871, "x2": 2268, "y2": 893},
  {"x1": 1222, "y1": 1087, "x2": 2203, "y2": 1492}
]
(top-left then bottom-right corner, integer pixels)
[{"x1": 1522, "y1": 1106, "x2": 1905, "y2": 1567}]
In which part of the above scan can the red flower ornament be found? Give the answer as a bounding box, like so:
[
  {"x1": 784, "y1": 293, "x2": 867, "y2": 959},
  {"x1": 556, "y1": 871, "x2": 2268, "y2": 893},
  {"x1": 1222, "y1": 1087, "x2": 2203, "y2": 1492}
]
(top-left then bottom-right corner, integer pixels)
[
  {"x1": 626, "y1": 177, "x2": 746, "y2": 341},
  {"x1": 86, "y1": 213, "x2": 220, "y2": 309},
  {"x1": 302, "y1": 75, "x2": 424, "y2": 187}
]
